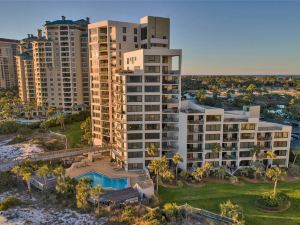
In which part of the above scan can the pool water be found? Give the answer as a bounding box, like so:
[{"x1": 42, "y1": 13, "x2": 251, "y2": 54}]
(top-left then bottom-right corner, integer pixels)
[{"x1": 76, "y1": 172, "x2": 128, "y2": 189}]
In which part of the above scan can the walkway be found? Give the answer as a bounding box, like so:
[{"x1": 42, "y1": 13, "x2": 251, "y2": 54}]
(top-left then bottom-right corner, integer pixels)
[{"x1": 0, "y1": 147, "x2": 110, "y2": 172}]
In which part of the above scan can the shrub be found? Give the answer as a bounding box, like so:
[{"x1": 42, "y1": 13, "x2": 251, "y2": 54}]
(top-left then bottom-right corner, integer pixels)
[
  {"x1": 258, "y1": 192, "x2": 289, "y2": 208},
  {"x1": 236, "y1": 167, "x2": 255, "y2": 178},
  {"x1": 120, "y1": 205, "x2": 136, "y2": 223},
  {"x1": 0, "y1": 120, "x2": 19, "y2": 134},
  {"x1": 43, "y1": 139, "x2": 65, "y2": 151},
  {"x1": 0, "y1": 196, "x2": 22, "y2": 211},
  {"x1": 8, "y1": 134, "x2": 27, "y2": 144}
]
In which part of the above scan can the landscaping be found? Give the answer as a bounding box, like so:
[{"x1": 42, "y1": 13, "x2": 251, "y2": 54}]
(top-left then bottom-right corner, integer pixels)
[{"x1": 159, "y1": 179, "x2": 300, "y2": 225}]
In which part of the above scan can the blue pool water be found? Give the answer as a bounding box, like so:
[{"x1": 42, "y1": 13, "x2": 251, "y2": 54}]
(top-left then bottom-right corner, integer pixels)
[{"x1": 76, "y1": 172, "x2": 128, "y2": 189}]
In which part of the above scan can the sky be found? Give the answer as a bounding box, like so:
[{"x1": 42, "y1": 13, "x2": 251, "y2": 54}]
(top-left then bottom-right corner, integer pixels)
[{"x1": 0, "y1": 0, "x2": 299, "y2": 75}]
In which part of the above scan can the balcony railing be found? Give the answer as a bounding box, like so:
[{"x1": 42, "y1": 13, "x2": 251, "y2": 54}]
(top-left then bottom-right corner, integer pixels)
[
  {"x1": 187, "y1": 148, "x2": 203, "y2": 152},
  {"x1": 162, "y1": 136, "x2": 178, "y2": 141}
]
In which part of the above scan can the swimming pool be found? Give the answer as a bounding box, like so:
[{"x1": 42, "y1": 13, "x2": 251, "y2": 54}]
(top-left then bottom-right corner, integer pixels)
[{"x1": 76, "y1": 172, "x2": 129, "y2": 189}]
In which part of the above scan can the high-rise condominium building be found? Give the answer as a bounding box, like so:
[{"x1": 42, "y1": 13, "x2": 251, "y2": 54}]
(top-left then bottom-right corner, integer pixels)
[
  {"x1": 89, "y1": 16, "x2": 170, "y2": 147},
  {"x1": 90, "y1": 16, "x2": 292, "y2": 171},
  {"x1": 16, "y1": 16, "x2": 90, "y2": 112},
  {"x1": 0, "y1": 38, "x2": 19, "y2": 89}
]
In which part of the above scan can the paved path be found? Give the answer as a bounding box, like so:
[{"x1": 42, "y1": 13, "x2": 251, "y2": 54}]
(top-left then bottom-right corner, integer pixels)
[{"x1": 0, "y1": 147, "x2": 111, "y2": 171}]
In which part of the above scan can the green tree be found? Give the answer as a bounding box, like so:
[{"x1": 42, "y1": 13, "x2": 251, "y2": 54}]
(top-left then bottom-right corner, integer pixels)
[
  {"x1": 20, "y1": 168, "x2": 32, "y2": 195},
  {"x1": 56, "y1": 114, "x2": 65, "y2": 131},
  {"x1": 192, "y1": 167, "x2": 205, "y2": 181},
  {"x1": 148, "y1": 156, "x2": 169, "y2": 193},
  {"x1": 36, "y1": 165, "x2": 50, "y2": 187},
  {"x1": 163, "y1": 203, "x2": 178, "y2": 221},
  {"x1": 46, "y1": 106, "x2": 56, "y2": 118},
  {"x1": 80, "y1": 117, "x2": 92, "y2": 147},
  {"x1": 250, "y1": 145, "x2": 261, "y2": 165},
  {"x1": 246, "y1": 84, "x2": 256, "y2": 95},
  {"x1": 75, "y1": 178, "x2": 92, "y2": 210},
  {"x1": 220, "y1": 200, "x2": 244, "y2": 225},
  {"x1": 212, "y1": 143, "x2": 221, "y2": 158},
  {"x1": 53, "y1": 166, "x2": 66, "y2": 182},
  {"x1": 90, "y1": 184, "x2": 104, "y2": 213},
  {"x1": 172, "y1": 153, "x2": 182, "y2": 183},
  {"x1": 147, "y1": 143, "x2": 158, "y2": 157},
  {"x1": 195, "y1": 89, "x2": 206, "y2": 103},
  {"x1": 11, "y1": 165, "x2": 21, "y2": 183},
  {"x1": 266, "y1": 166, "x2": 286, "y2": 196}
]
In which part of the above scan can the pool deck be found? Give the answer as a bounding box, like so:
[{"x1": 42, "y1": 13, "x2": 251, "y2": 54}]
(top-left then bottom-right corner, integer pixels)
[{"x1": 66, "y1": 158, "x2": 144, "y2": 186}]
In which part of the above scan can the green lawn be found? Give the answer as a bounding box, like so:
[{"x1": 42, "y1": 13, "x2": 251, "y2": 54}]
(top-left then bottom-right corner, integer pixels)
[
  {"x1": 50, "y1": 121, "x2": 85, "y2": 148},
  {"x1": 159, "y1": 180, "x2": 300, "y2": 225}
]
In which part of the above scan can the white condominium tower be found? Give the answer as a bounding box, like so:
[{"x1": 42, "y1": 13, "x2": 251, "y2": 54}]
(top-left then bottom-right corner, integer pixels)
[{"x1": 89, "y1": 16, "x2": 171, "y2": 147}]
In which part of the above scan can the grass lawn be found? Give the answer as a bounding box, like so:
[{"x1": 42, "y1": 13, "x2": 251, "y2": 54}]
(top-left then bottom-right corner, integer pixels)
[
  {"x1": 159, "y1": 180, "x2": 300, "y2": 225},
  {"x1": 50, "y1": 121, "x2": 85, "y2": 148}
]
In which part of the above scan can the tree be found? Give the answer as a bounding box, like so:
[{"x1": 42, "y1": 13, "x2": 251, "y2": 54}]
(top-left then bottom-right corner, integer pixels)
[
  {"x1": 11, "y1": 165, "x2": 21, "y2": 183},
  {"x1": 172, "y1": 153, "x2": 182, "y2": 183},
  {"x1": 266, "y1": 150, "x2": 277, "y2": 167},
  {"x1": 80, "y1": 117, "x2": 92, "y2": 147},
  {"x1": 215, "y1": 166, "x2": 226, "y2": 180},
  {"x1": 246, "y1": 84, "x2": 256, "y2": 95},
  {"x1": 203, "y1": 162, "x2": 213, "y2": 177},
  {"x1": 192, "y1": 167, "x2": 205, "y2": 181},
  {"x1": 220, "y1": 200, "x2": 244, "y2": 225},
  {"x1": 147, "y1": 143, "x2": 158, "y2": 157},
  {"x1": 148, "y1": 156, "x2": 169, "y2": 193},
  {"x1": 163, "y1": 203, "x2": 178, "y2": 221},
  {"x1": 266, "y1": 166, "x2": 286, "y2": 196},
  {"x1": 250, "y1": 145, "x2": 261, "y2": 165},
  {"x1": 212, "y1": 143, "x2": 221, "y2": 159},
  {"x1": 76, "y1": 178, "x2": 92, "y2": 210},
  {"x1": 46, "y1": 106, "x2": 56, "y2": 118},
  {"x1": 20, "y1": 168, "x2": 32, "y2": 196},
  {"x1": 36, "y1": 165, "x2": 50, "y2": 187},
  {"x1": 53, "y1": 166, "x2": 66, "y2": 182},
  {"x1": 56, "y1": 114, "x2": 65, "y2": 131},
  {"x1": 56, "y1": 176, "x2": 77, "y2": 198},
  {"x1": 90, "y1": 184, "x2": 104, "y2": 212},
  {"x1": 195, "y1": 89, "x2": 206, "y2": 103}
]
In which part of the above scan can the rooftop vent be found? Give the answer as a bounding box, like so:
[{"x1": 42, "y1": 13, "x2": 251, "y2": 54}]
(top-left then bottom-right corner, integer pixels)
[{"x1": 62, "y1": 16, "x2": 66, "y2": 20}]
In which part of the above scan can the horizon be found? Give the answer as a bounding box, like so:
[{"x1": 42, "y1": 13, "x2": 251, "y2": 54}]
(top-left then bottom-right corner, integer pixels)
[{"x1": 0, "y1": 0, "x2": 299, "y2": 75}]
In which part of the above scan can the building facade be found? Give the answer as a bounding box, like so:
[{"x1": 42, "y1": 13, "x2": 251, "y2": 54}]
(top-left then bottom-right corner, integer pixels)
[
  {"x1": 0, "y1": 38, "x2": 19, "y2": 89},
  {"x1": 179, "y1": 102, "x2": 292, "y2": 172},
  {"x1": 16, "y1": 16, "x2": 90, "y2": 112},
  {"x1": 89, "y1": 16, "x2": 171, "y2": 147}
]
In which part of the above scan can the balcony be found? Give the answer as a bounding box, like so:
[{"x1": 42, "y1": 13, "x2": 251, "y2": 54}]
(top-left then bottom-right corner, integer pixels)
[
  {"x1": 222, "y1": 147, "x2": 238, "y2": 151},
  {"x1": 223, "y1": 127, "x2": 239, "y2": 132},
  {"x1": 162, "y1": 117, "x2": 179, "y2": 122},
  {"x1": 162, "y1": 90, "x2": 179, "y2": 94},
  {"x1": 162, "y1": 70, "x2": 180, "y2": 75},
  {"x1": 257, "y1": 136, "x2": 272, "y2": 141},
  {"x1": 162, "y1": 98, "x2": 179, "y2": 104},
  {"x1": 162, "y1": 79, "x2": 179, "y2": 84},
  {"x1": 187, "y1": 157, "x2": 202, "y2": 162},
  {"x1": 162, "y1": 108, "x2": 178, "y2": 113},
  {"x1": 187, "y1": 138, "x2": 203, "y2": 143},
  {"x1": 162, "y1": 136, "x2": 178, "y2": 141},
  {"x1": 162, "y1": 126, "x2": 179, "y2": 132},
  {"x1": 188, "y1": 128, "x2": 203, "y2": 133},
  {"x1": 223, "y1": 137, "x2": 238, "y2": 142},
  {"x1": 162, "y1": 145, "x2": 178, "y2": 151},
  {"x1": 187, "y1": 147, "x2": 202, "y2": 152}
]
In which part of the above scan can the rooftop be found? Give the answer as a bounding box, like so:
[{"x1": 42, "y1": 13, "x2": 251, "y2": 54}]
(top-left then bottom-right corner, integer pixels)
[
  {"x1": 100, "y1": 187, "x2": 139, "y2": 203},
  {"x1": 0, "y1": 38, "x2": 19, "y2": 43}
]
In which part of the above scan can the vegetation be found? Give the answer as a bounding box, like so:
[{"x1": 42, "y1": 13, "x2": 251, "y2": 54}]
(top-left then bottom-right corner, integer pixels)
[
  {"x1": 0, "y1": 196, "x2": 22, "y2": 211},
  {"x1": 75, "y1": 177, "x2": 92, "y2": 210},
  {"x1": 220, "y1": 200, "x2": 244, "y2": 225},
  {"x1": 0, "y1": 172, "x2": 17, "y2": 193},
  {"x1": 80, "y1": 117, "x2": 92, "y2": 146},
  {"x1": 265, "y1": 166, "x2": 286, "y2": 197},
  {"x1": 159, "y1": 180, "x2": 300, "y2": 225}
]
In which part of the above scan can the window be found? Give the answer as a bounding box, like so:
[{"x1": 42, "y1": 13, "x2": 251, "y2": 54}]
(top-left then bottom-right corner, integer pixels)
[
  {"x1": 126, "y1": 76, "x2": 142, "y2": 83},
  {"x1": 274, "y1": 132, "x2": 289, "y2": 138},
  {"x1": 145, "y1": 75, "x2": 160, "y2": 83},
  {"x1": 144, "y1": 55, "x2": 160, "y2": 63},
  {"x1": 128, "y1": 151, "x2": 143, "y2": 158},
  {"x1": 240, "y1": 142, "x2": 255, "y2": 149},
  {"x1": 123, "y1": 35, "x2": 126, "y2": 42},
  {"x1": 145, "y1": 124, "x2": 160, "y2": 130},
  {"x1": 127, "y1": 86, "x2": 142, "y2": 92},
  {"x1": 274, "y1": 141, "x2": 288, "y2": 147},
  {"x1": 127, "y1": 95, "x2": 142, "y2": 102},
  {"x1": 145, "y1": 95, "x2": 160, "y2": 102},
  {"x1": 134, "y1": 36, "x2": 137, "y2": 42},
  {"x1": 145, "y1": 114, "x2": 160, "y2": 121},
  {"x1": 134, "y1": 28, "x2": 137, "y2": 34},
  {"x1": 144, "y1": 66, "x2": 160, "y2": 73},
  {"x1": 206, "y1": 115, "x2": 221, "y2": 122},
  {"x1": 128, "y1": 163, "x2": 143, "y2": 170},
  {"x1": 241, "y1": 133, "x2": 255, "y2": 139},
  {"x1": 127, "y1": 133, "x2": 142, "y2": 140},
  {"x1": 128, "y1": 142, "x2": 143, "y2": 149},
  {"x1": 145, "y1": 133, "x2": 160, "y2": 139},
  {"x1": 206, "y1": 124, "x2": 221, "y2": 131},
  {"x1": 241, "y1": 123, "x2": 256, "y2": 130},
  {"x1": 145, "y1": 86, "x2": 160, "y2": 92},
  {"x1": 122, "y1": 27, "x2": 126, "y2": 33},
  {"x1": 205, "y1": 134, "x2": 220, "y2": 141},
  {"x1": 145, "y1": 105, "x2": 160, "y2": 111},
  {"x1": 127, "y1": 115, "x2": 143, "y2": 121},
  {"x1": 127, "y1": 105, "x2": 142, "y2": 112},
  {"x1": 128, "y1": 124, "x2": 142, "y2": 130}
]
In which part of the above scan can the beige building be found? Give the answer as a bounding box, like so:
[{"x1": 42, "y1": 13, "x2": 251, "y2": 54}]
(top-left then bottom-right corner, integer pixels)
[
  {"x1": 17, "y1": 16, "x2": 90, "y2": 112},
  {"x1": 0, "y1": 38, "x2": 19, "y2": 89},
  {"x1": 89, "y1": 16, "x2": 170, "y2": 147},
  {"x1": 179, "y1": 102, "x2": 292, "y2": 172}
]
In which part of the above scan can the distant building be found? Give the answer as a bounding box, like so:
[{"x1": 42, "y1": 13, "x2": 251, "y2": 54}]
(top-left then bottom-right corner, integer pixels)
[
  {"x1": 0, "y1": 38, "x2": 19, "y2": 89},
  {"x1": 16, "y1": 16, "x2": 90, "y2": 112}
]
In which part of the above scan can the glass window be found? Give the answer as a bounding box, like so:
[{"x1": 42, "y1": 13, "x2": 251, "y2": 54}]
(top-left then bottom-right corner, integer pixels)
[
  {"x1": 127, "y1": 95, "x2": 142, "y2": 102},
  {"x1": 145, "y1": 105, "x2": 160, "y2": 111},
  {"x1": 145, "y1": 95, "x2": 160, "y2": 102},
  {"x1": 145, "y1": 86, "x2": 160, "y2": 92},
  {"x1": 145, "y1": 75, "x2": 160, "y2": 83},
  {"x1": 145, "y1": 114, "x2": 160, "y2": 121}
]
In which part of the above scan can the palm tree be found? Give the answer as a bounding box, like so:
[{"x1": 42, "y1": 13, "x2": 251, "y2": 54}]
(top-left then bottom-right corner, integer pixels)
[
  {"x1": 37, "y1": 165, "x2": 50, "y2": 188},
  {"x1": 148, "y1": 156, "x2": 169, "y2": 193},
  {"x1": 11, "y1": 165, "x2": 21, "y2": 183},
  {"x1": 56, "y1": 114, "x2": 65, "y2": 131},
  {"x1": 203, "y1": 162, "x2": 213, "y2": 177},
  {"x1": 192, "y1": 167, "x2": 205, "y2": 181},
  {"x1": 250, "y1": 145, "x2": 261, "y2": 166},
  {"x1": 266, "y1": 166, "x2": 286, "y2": 196},
  {"x1": 76, "y1": 178, "x2": 92, "y2": 210},
  {"x1": 266, "y1": 150, "x2": 277, "y2": 167},
  {"x1": 220, "y1": 200, "x2": 244, "y2": 225},
  {"x1": 53, "y1": 166, "x2": 66, "y2": 182},
  {"x1": 90, "y1": 184, "x2": 104, "y2": 212},
  {"x1": 147, "y1": 143, "x2": 158, "y2": 157},
  {"x1": 172, "y1": 153, "x2": 182, "y2": 183}
]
